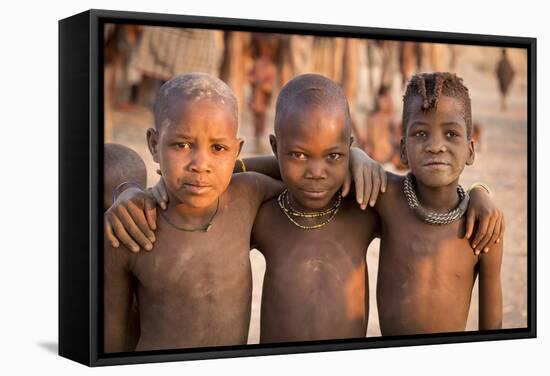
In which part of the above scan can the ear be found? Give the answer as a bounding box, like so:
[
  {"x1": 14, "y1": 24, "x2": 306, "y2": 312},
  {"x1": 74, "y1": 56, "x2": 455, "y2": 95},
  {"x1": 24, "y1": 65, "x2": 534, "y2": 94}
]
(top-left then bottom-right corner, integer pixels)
[
  {"x1": 236, "y1": 137, "x2": 245, "y2": 158},
  {"x1": 147, "y1": 128, "x2": 160, "y2": 163},
  {"x1": 269, "y1": 134, "x2": 278, "y2": 159},
  {"x1": 399, "y1": 138, "x2": 408, "y2": 166},
  {"x1": 466, "y1": 138, "x2": 475, "y2": 165}
]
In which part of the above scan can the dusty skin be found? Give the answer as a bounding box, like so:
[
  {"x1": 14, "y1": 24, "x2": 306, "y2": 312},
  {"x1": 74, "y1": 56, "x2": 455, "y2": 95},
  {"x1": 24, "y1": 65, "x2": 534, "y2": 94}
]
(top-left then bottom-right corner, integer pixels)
[
  {"x1": 374, "y1": 84, "x2": 503, "y2": 335},
  {"x1": 375, "y1": 173, "x2": 503, "y2": 335},
  {"x1": 104, "y1": 74, "x2": 283, "y2": 352},
  {"x1": 104, "y1": 172, "x2": 279, "y2": 351}
]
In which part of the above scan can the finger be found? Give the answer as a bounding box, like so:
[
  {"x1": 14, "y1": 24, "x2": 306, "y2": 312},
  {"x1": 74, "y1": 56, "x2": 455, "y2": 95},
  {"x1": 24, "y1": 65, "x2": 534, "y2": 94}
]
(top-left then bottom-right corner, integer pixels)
[
  {"x1": 104, "y1": 217, "x2": 119, "y2": 248},
  {"x1": 368, "y1": 168, "x2": 381, "y2": 207},
  {"x1": 110, "y1": 213, "x2": 140, "y2": 252},
  {"x1": 464, "y1": 208, "x2": 475, "y2": 239},
  {"x1": 380, "y1": 166, "x2": 387, "y2": 193},
  {"x1": 144, "y1": 197, "x2": 158, "y2": 233},
  {"x1": 151, "y1": 186, "x2": 166, "y2": 210},
  {"x1": 471, "y1": 216, "x2": 490, "y2": 251},
  {"x1": 117, "y1": 205, "x2": 153, "y2": 251},
  {"x1": 354, "y1": 165, "x2": 365, "y2": 207},
  {"x1": 127, "y1": 200, "x2": 156, "y2": 244},
  {"x1": 361, "y1": 166, "x2": 373, "y2": 210},
  {"x1": 497, "y1": 214, "x2": 506, "y2": 243},
  {"x1": 487, "y1": 214, "x2": 503, "y2": 249},
  {"x1": 342, "y1": 171, "x2": 351, "y2": 197},
  {"x1": 477, "y1": 215, "x2": 497, "y2": 253}
]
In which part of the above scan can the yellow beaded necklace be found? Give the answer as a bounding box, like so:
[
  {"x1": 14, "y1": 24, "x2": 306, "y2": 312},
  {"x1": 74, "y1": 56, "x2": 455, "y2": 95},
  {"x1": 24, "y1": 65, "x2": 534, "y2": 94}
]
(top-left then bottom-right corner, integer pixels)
[{"x1": 277, "y1": 189, "x2": 341, "y2": 230}]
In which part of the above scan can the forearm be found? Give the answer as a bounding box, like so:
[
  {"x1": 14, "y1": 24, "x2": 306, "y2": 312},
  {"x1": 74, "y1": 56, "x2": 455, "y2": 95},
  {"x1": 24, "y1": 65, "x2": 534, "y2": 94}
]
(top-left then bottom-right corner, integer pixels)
[
  {"x1": 234, "y1": 155, "x2": 281, "y2": 180},
  {"x1": 478, "y1": 242, "x2": 504, "y2": 330},
  {"x1": 479, "y1": 278, "x2": 503, "y2": 330}
]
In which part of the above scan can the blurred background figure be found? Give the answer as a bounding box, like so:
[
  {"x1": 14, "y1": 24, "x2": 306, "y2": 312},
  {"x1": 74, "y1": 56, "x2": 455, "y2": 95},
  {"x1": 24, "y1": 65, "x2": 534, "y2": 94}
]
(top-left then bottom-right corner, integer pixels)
[
  {"x1": 496, "y1": 48, "x2": 516, "y2": 111},
  {"x1": 220, "y1": 31, "x2": 252, "y2": 126},
  {"x1": 103, "y1": 25, "x2": 529, "y2": 340},
  {"x1": 398, "y1": 41, "x2": 419, "y2": 90},
  {"x1": 248, "y1": 33, "x2": 281, "y2": 153},
  {"x1": 419, "y1": 42, "x2": 448, "y2": 72},
  {"x1": 104, "y1": 24, "x2": 143, "y2": 142},
  {"x1": 278, "y1": 35, "x2": 314, "y2": 86},
  {"x1": 365, "y1": 85, "x2": 398, "y2": 164},
  {"x1": 367, "y1": 40, "x2": 397, "y2": 94},
  {"x1": 131, "y1": 26, "x2": 223, "y2": 108}
]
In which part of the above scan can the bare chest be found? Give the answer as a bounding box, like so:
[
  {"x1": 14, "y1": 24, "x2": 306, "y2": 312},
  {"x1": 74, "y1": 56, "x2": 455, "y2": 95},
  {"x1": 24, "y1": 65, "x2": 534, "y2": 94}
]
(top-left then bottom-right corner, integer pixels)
[
  {"x1": 132, "y1": 212, "x2": 252, "y2": 297},
  {"x1": 380, "y1": 208, "x2": 477, "y2": 279}
]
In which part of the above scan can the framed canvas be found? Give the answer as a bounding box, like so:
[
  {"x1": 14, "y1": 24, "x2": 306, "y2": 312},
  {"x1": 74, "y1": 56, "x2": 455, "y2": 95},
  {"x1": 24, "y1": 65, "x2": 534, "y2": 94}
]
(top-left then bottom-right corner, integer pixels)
[{"x1": 59, "y1": 8, "x2": 536, "y2": 366}]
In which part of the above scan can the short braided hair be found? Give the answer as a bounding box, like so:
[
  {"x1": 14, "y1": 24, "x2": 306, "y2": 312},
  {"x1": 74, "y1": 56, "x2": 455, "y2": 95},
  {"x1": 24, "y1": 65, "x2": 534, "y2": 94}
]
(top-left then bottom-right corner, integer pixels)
[{"x1": 402, "y1": 72, "x2": 472, "y2": 139}]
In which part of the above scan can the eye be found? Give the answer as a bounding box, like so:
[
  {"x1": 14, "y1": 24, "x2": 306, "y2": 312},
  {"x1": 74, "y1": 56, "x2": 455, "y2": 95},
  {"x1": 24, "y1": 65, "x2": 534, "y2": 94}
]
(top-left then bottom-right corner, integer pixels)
[
  {"x1": 327, "y1": 153, "x2": 342, "y2": 161},
  {"x1": 212, "y1": 144, "x2": 228, "y2": 152},
  {"x1": 445, "y1": 131, "x2": 459, "y2": 138},
  {"x1": 175, "y1": 142, "x2": 191, "y2": 150},
  {"x1": 413, "y1": 130, "x2": 427, "y2": 137},
  {"x1": 290, "y1": 152, "x2": 306, "y2": 160}
]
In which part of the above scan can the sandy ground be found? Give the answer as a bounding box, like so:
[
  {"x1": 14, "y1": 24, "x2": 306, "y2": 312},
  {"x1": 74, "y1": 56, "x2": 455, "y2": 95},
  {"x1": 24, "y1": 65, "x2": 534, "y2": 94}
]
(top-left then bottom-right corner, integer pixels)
[{"x1": 106, "y1": 45, "x2": 529, "y2": 343}]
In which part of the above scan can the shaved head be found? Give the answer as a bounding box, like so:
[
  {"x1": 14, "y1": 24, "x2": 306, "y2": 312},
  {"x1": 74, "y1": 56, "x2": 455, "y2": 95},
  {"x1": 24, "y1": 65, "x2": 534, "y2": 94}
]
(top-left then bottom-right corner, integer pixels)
[
  {"x1": 153, "y1": 72, "x2": 238, "y2": 132},
  {"x1": 274, "y1": 74, "x2": 352, "y2": 137}
]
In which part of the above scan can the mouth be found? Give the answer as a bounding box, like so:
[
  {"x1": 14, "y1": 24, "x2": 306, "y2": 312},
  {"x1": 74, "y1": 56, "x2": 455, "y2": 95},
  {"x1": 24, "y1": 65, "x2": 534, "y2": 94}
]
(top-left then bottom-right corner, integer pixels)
[
  {"x1": 183, "y1": 182, "x2": 213, "y2": 194},
  {"x1": 423, "y1": 160, "x2": 451, "y2": 169},
  {"x1": 298, "y1": 188, "x2": 330, "y2": 199}
]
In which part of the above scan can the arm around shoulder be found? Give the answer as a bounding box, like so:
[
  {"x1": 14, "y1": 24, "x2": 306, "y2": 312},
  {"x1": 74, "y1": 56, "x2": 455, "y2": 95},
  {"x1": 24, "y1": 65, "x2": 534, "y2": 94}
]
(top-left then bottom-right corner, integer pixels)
[{"x1": 234, "y1": 171, "x2": 284, "y2": 206}]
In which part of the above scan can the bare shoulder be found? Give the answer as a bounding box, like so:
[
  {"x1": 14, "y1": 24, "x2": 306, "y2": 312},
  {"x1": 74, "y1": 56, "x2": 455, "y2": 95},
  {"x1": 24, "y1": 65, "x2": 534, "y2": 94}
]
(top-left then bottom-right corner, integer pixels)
[
  {"x1": 251, "y1": 196, "x2": 281, "y2": 251},
  {"x1": 229, "y1": 172, "x2": 284, "y2": 202},
  {"x1": 229, "y1": 172, "x2": 271, "y2": 192},
  {"x1": 341, "y1": 194, "x2": 381, "y2": 233},
  {"x1": 376, "y1": 171, "x2": 405, "y2": 211},
  {"x1": 386, "y1": 171, "x2": 405, "y2": 193},
  {"x1": 103, "y1": 238, "x2": 135, "y2": 272},
  {"x1": 255, "y1": 196, "x2": 279, "y2": 226}
]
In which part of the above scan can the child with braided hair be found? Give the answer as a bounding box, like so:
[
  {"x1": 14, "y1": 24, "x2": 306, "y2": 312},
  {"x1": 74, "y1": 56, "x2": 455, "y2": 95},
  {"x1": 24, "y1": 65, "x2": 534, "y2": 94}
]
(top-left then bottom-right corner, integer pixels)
[
  {"x1": 108, "y1": 73, "x2": 504, "y2": 342},
  {"x1": 375, "y1": 72, "x2": 503, "y2": 335}
]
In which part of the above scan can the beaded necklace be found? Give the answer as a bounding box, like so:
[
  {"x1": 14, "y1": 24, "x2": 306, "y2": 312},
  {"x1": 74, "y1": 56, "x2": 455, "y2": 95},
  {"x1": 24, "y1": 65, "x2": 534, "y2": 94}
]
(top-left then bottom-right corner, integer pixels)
[
  {"x1": 277, "y1": 189, "x2": 341, "y2": 230},
  {"x1": 159, "y1": 198, "x2": 220, "y2": 232},
  {"x1": 403, "y1": 173, "x2": 469, "y2": 225}
]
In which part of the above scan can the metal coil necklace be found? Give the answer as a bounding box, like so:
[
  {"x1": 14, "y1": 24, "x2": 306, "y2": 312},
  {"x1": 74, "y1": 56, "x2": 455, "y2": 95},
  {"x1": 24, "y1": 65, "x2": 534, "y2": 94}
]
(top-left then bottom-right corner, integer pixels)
[
  {"x1": 277, "y1": 189, "x2": 341, "y2": 230},
  {"x1": 403, "y1": 173, "x2": 469, "y2": 225},
  {"x1": 159, "y1": 197, "x2": 220, "y2": 232}
]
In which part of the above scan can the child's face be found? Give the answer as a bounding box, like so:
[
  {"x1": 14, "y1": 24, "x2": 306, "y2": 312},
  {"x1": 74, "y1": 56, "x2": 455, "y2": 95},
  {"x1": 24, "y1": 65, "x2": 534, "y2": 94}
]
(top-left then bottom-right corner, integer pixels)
[
  {"x1": 271, "y1": 104, "x2": 351, "y2": 210},
  {"x1": 148, "y1": 98, "x2": 242, "y2": 209},
  {"x1": 401, "y1": 95, "x2": 475, "y2": 187}
]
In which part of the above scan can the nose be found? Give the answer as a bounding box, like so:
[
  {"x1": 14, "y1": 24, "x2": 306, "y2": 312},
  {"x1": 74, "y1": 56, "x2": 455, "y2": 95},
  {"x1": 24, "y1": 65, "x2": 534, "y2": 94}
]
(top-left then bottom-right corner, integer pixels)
[
  {"x1": 425, "y1": 133, "x2": 447, "y2": 153},
  {"x1": 304, "y1": 159, "x2": 327, "y2": 179},
  {"x1": 188, "y1": 148, "x2": 212, "y2": 173}
]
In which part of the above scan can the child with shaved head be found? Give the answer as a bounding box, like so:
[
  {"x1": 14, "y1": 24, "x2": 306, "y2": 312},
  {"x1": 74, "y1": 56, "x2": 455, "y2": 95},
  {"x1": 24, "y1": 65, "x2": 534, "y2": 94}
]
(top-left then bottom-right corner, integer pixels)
[
  {"x1": 103, "y1": 143, "x2": 147, "y2": 350},
  {"x1": 249, "y1": 74, "x2": 382, "y2": 342},
  {"x1": 109, "y1": 72, "x2": 503, "y2": 344},
  {"x1": 104, "y1": 143, "x2": 147, "y2": 212},
  {"x1": 103, "y1": 73, "x2": 285, "y2": 352}
]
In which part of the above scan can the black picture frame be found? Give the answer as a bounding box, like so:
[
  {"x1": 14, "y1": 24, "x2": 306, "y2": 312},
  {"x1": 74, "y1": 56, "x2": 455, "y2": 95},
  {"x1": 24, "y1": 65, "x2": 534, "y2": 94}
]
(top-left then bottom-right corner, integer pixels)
[{"x1": 59, "y1": 8, "x2": 537, "y2": 367}]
